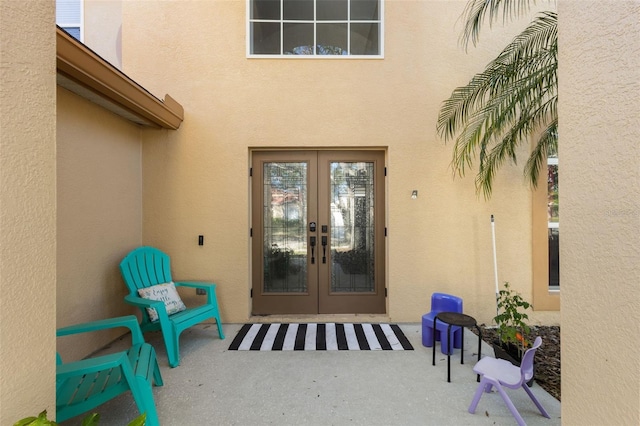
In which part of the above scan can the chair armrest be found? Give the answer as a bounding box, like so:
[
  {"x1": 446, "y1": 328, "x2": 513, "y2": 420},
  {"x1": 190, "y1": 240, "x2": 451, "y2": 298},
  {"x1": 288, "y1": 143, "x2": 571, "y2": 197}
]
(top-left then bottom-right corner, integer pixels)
[
  {"x1": 125, "y1": 294, "x2": 173, "y2": 325},
  {"x1": 57, "y1": 315, "x2": 144, "y2": 345},
  {"x1": 174, "y1": 281, "x2": 216, "y2": 289},
  {"x1": 175, "y1": 282, "x2": 218, "y2": 305},
  {"x1": 124, "y1": 294, "x2": 165, "y2": 308},
  {"x1": 57, "y1": 352, "x2": 127, "y2": 381}
]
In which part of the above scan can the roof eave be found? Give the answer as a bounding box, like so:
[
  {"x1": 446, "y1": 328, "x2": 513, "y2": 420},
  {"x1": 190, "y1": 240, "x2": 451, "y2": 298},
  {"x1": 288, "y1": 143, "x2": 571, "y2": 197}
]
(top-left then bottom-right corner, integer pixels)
[{"x1": 56, "y1": 27, "x2": 184, "y2": 130}]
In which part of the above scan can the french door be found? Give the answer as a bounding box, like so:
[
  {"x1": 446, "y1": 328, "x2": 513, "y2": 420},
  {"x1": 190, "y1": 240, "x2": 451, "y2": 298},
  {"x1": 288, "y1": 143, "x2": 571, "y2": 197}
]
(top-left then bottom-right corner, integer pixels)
[{"x1": 251, "y1": 150, "x2": 386, "y2": 315}]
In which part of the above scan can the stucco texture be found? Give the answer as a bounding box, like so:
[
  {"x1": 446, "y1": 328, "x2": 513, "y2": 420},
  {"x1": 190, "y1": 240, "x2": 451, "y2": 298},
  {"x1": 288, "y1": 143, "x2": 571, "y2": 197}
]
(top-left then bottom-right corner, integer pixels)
[
  {"x1": 56, "y1": 87, "x2": 142, "y2": 361},
  {"x1": 84, "y1": 0, "x2": 123, "y2": 68},
  {"x1": 0, "y1": 0, "x2": 56, "y2": 422},
  {"x1": 2, "y1": 0, "x2": 639, "y2": 424},
  {"x1": 558, "y1": 1, "x2": 640, "y2": 424},
  {"x1": 118, "y1": 0, "x2": 557, "y2": 325}
]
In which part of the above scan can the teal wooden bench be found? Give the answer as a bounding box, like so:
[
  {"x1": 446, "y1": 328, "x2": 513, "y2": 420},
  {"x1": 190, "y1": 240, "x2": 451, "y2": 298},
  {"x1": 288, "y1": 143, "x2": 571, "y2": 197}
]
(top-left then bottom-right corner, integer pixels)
[{"x1": 56, "y1": 316, "x2": 163, "y2": 425}]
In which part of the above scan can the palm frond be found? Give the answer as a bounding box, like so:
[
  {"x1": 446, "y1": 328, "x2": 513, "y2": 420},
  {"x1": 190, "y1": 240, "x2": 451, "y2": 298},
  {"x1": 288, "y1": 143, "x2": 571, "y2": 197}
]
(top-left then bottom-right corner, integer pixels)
[
  {"x1": 438, "y1": 11, "x2": 557, "y2": 197},
  {"x1": 475, "y1": 96, "x2": 557, "y2": 197},
  {"x1": 460, "y1": 0, "x2": 555, "y2": 49},
  {"x1": 439, "y1": 12, "x2": 557, "y2": 139},
  {"x1": 524, "y1": 118, "x2": 558, "y2": 188}
]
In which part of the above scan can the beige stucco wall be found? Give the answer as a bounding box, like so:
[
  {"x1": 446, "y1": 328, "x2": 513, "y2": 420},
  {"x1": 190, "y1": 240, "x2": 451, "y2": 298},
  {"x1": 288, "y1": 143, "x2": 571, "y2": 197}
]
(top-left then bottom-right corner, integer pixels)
[
  {"x1": 559, "y1": 1, "x2": 640, "y2": 424},
  {"x1": 1, "y1": 0, "x2": 638, "y2": 423},
  {"x1": 56, "y1": 87, "x2": 142, "y2": 361},
  {"x1": 84, "y1": 0, "x2": 122, "y2": 68},
  {"x1": 119, "y1": 0, "x2": 559, "y2": 325},
  {"x1": 0, "y1": 0, "x2": 56, "y2": 422}
]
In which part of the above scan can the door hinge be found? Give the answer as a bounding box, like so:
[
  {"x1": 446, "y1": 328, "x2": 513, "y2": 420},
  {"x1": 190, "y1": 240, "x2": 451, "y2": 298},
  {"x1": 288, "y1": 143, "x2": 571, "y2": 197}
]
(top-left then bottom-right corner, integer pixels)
[
  {"x1": 249, "y1": 167, "x2": 253, "y2": 177},
  {"x1": 250, "y1": 228, "x2": 253, "y2": 237},
  {"x1": 384, "y1": 167, "x2": 387, "y2": 177},
  {"x1": 385, "y1": 288, "x2": 388, "y2": 297},
  {"x1": 384, "y1": 227, "x2": 387, "y2": 237},
  {"x1": 250, "y1": 288, "x2": 253, "y2": 298}
]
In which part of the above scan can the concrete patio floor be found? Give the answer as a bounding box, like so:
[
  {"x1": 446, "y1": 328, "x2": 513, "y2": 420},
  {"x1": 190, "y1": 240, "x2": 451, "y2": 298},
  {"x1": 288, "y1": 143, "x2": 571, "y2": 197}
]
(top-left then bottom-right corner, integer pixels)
[{"x1": 60, "y1": 323, "x2": 560, "y2": 426}]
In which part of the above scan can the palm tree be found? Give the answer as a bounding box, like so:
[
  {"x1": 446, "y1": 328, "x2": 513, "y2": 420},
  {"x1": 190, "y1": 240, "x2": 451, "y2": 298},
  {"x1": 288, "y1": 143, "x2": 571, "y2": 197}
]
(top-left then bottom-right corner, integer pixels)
[{"x1": 437, "y1": 0, "x2": 557, "y2": 198}]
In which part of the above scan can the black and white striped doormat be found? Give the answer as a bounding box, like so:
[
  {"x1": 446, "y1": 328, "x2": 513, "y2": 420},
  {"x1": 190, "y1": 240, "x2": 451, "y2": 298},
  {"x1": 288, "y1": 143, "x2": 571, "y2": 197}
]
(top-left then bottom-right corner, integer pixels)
[{"x1": 228, "y1": 323, "x2": 414, "y2": 351}]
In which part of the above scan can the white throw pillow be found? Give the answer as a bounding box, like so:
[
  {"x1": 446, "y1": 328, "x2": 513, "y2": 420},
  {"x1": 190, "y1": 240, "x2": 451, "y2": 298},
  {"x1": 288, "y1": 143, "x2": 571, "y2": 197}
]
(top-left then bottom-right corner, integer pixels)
[{"x1": 138, "y1": 282, "x2": 187, "y2": 322}]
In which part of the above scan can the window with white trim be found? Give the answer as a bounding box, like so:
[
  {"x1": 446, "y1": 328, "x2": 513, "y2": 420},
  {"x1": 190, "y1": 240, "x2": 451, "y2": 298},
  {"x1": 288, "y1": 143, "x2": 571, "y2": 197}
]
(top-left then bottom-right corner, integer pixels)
[
  {"x1": 56, "y1": 0, "x2": 83, "y2": 41},
  {"x1": 248, "y1": 0, "x2": 383, "y2": 57},
  {"x1": 547, "y1": 151, "x2": 559, "y2": 290}
]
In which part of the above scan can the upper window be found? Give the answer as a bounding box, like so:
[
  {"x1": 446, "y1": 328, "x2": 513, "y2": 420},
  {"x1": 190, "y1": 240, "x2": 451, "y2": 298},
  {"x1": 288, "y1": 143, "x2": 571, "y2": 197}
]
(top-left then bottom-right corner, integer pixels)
[
  {"x1": 248, "y1": 0, "x2": 383, "y2": 57},
  {"x1": 56, "y1": 0, "x2": 83, "y2": 41}
]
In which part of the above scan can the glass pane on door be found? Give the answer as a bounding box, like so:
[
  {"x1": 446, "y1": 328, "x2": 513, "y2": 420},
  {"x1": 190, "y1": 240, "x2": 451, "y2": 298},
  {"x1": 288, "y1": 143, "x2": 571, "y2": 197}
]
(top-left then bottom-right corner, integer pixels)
[
  {"x1": 330, "y1": 161, "x2": 375, "y2": 292},
  {"x1": 263, "y1": 162, "x2": 308, "y2": 292}
]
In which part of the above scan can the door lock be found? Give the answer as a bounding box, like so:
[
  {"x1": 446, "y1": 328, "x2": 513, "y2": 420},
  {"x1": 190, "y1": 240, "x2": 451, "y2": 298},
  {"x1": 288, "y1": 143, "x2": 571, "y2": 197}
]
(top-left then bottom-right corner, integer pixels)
[
  {"x1": 321, "y1": 236, "x2": 327, "y2": 264},
  {"x1": 310, "y1": 236, "x2": 316, "y2": 264},
  {"x1": 309, "y1": 222, "x2": 316, "y2": 232}
]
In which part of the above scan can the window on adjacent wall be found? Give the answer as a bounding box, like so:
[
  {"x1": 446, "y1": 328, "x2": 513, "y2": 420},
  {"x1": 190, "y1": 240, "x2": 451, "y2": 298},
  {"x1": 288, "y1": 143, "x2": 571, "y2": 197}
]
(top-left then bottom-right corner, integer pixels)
[
  {"x1": 547, "y1": 149, "x2": 559, "y2": 290},
  {"x1": 56, "y1": 0, "x2": 83, "y2": 41},
  {"x1": 248, "y1": 0, "x2": 383, "y2": 57}
]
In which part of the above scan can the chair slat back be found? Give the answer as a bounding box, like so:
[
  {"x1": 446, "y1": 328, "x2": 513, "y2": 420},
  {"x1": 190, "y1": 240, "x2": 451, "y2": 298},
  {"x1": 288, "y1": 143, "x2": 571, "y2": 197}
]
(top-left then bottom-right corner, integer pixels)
[
  {"x1": 520, "y1": 336, "x2": 542, "y2": 383},
  {"x1": 120, "y1": 246, "x2": 173, "y2": 293},
  {"x1": 431, "y1": 292, "x2": 463, "y2": 313}
]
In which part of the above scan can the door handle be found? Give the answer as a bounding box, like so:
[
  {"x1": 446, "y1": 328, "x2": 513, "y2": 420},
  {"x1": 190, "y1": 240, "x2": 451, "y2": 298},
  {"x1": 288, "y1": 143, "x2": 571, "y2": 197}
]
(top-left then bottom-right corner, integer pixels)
[
  {"x1": 321, "y1": 236, "x2": 327, "y2": 264},
  {"x1": 310, "y1": 236, "x2": 316, "y2": 264}
]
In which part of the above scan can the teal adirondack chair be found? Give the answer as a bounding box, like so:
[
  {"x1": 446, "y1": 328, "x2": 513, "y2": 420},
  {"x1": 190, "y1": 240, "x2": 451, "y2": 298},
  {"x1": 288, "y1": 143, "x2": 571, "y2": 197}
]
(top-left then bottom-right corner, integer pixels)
[
  {"x1": 56, "y1": 316, "x2": 163, "y2": 425},
  {"x1": 119, "y1": 246, "x2": 225, "y2": 367}
]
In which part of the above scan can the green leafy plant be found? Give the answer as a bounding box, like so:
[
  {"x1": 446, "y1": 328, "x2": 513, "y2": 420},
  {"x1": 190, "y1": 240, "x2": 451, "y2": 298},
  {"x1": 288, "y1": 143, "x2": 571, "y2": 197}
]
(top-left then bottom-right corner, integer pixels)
[
  {"x1": 494, "y1": 282, "x2": 532, "y2": 358},
  {"x1": 14, "y1": 410, "x2": 63, "y2": 426},
  {"x1": 13, "y1": 410, "x2": 98, "y2": 426},
  {"x1": 14, "y1": 411, "x2": 145, "y2": 426},
  {"x1": 127, "y1": 414, "x2": 147, "y2": 426}
]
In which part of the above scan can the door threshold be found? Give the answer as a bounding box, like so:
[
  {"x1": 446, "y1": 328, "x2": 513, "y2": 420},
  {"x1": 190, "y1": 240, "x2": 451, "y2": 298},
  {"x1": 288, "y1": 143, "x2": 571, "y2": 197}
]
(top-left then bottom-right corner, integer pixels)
[{"x1": 248, "y1": 314, "x2": 390, "y2": 323}]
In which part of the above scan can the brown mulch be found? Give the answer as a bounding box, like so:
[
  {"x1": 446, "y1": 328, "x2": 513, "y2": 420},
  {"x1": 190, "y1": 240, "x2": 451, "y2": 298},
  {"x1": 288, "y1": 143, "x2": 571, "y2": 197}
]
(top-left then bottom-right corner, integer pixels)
[{"x1": 473, "y1": 325, "x2": 561, "y2": 401}]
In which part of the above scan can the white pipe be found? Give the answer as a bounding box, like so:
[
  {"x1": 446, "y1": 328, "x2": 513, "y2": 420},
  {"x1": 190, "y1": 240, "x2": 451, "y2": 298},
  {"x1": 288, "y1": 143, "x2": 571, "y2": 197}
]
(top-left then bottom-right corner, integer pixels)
[{"x1": 491, "y1": 214, "x2": 499, "y2": 318}]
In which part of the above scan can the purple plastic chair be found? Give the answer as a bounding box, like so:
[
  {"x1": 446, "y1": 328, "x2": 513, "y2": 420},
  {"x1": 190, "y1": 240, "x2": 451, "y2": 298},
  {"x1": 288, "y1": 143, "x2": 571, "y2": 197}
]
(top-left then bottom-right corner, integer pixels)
[
  {"x1": 468, "y1": 336, "x2": 550, "y2": 426},
  {"x1": 421, "y1": 292, "x2": 463, "y2": 354}
]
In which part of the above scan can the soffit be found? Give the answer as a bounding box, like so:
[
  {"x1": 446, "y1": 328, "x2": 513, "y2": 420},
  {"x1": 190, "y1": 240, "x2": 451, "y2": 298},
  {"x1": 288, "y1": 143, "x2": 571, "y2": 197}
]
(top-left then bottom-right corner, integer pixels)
[{"x1": 56, "y1": 27, "x2": 184, "y2": 130}]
